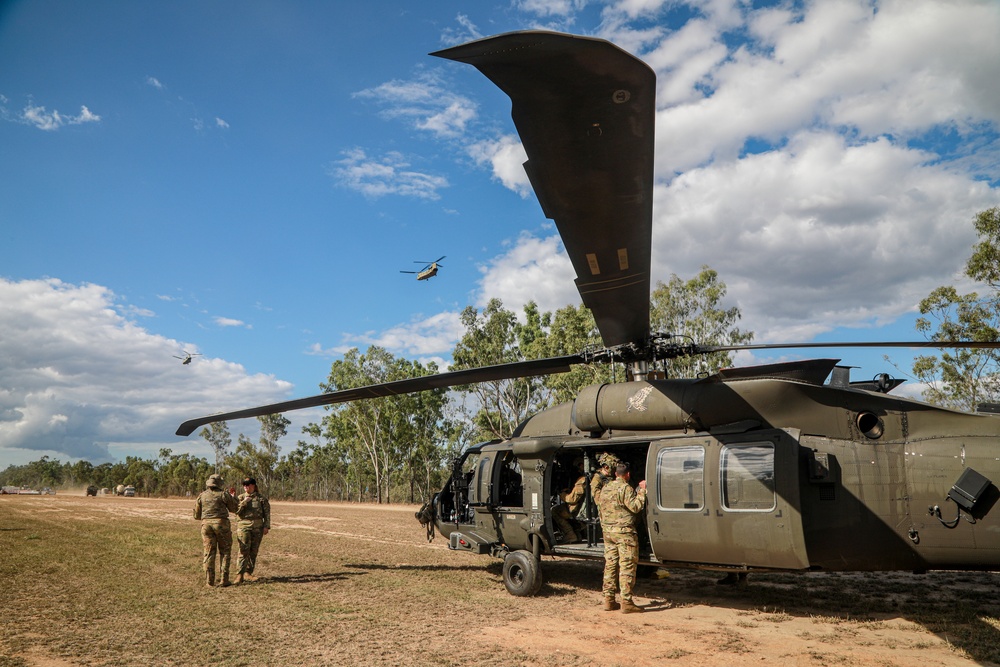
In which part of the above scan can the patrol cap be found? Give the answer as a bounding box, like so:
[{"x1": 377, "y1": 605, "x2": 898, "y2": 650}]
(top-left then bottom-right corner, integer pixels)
[
  {"x1": 206, "y1": 474, "x2": 224, "y2": 489},
  {"x1": 242, "y1": 477, "x2": 257, "y2": 486}
]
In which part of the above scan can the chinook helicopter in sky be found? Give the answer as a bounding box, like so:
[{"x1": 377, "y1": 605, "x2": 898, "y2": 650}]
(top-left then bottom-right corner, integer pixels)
[
  {"x1": 400, "y1": 256, "x2": 445, "y2": 281},
  {"x1": 179, "y1": 31, "x2": 1000, "y2": 597}
]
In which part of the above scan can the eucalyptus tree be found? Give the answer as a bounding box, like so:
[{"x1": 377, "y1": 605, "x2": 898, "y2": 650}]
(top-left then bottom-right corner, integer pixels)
[
  {"x1": 911, "y1": 207, "x2": 1000, "y2": 410},
  {"x1": 650, "y1": 267, "x2": 753, "y2": 378},
  {"x1": 318, "y1": 346, "x2": 446, "y2": 504},
  {"x1": 199, "y1": 421, "x2": 232, "y2": 473},
  {"x1": 451, "y1": 298, "x2": 550, "y2": 441},
  {"x1": 228, "y1": 413, "x2": 288, "y2": 492}
]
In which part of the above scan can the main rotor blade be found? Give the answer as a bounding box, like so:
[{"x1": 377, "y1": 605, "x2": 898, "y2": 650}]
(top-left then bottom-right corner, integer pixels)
[
  {"x1": 433, "y1": 31, "x2": 655, "y2": 349},
  {"x1": 693, "y1": 340, "x2": 1000, "y2": 355},
  {"x1": 176, "y1": 354, "x2": 584, "y2": 437}
]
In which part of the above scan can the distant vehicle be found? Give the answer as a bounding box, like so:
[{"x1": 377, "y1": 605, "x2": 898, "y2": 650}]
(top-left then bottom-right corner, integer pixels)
[
  {"x1": 400, "y1": 256, "x2": 445, "y2": 281},
  {"x1": 40, "y1": 487, "x2": 55, "y2": 495},
  {"x1": 100, "y1": 487, "x2": 110, "y2": 495},
  {"x1": 86, "y1": 485, "x2": 98, "y2": 497},
  {"x1": 122, "y1": 486, "x2": 136, "y2": 497},
  {"x1": 114, "y1": 484, "x2": 125, "y2": 496},
  {"x1": 173, "y1": 351, "x2": 202, "y2": 365},
  {"x1": 1, "y1": 486, "x2": 41, "y2": 495}
]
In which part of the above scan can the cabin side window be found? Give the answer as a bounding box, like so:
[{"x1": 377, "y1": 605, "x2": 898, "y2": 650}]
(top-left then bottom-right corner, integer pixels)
[
  {"x1": 720, "y1": 444, "x2": 776, "y2": 511},
  {"x1": 655, "y1": 446, "x2": 705, "y2": 511}
]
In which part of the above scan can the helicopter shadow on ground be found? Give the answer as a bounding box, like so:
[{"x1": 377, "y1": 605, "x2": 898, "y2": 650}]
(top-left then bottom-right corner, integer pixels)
[
  {"x1": 638, "y1": 568, "x2": 1000, "y2": 664},
  {"x1": 265, "y1": 571, "x2": 356, "y2": 585},
  {"x1": 344, "y1": 562, "x2": 494, "y2": 574}
]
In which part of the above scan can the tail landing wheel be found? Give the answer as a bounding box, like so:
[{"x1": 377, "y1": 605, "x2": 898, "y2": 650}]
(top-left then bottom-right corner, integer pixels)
[{"x1": 502, "y1": 549, "x2": 543, "y2": 596}]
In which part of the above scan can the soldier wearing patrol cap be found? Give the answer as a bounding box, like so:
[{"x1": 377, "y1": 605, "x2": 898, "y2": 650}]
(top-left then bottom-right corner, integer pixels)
[
  {"x1": 235, "y1": 477, "x2": 271, "y2": 584},
  {"x1": 193, "y1": 473, "x2": 239, "y2": 587}
]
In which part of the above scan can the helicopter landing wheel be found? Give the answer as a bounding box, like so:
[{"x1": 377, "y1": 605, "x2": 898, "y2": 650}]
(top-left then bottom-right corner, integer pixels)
[{"x1": 502, "y1": 549, "x2": 543, "y2": 596}]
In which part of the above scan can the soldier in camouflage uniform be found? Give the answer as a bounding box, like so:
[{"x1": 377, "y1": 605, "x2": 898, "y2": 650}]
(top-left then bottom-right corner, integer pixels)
[
  {"x1": 590, "y1": 452, "x2": 619, "y2": 503},
  {"x1": 235, "y1": 477, "x2": 271, "y2": 584},
  {"x1": 595, "y1": 461, "x2": 647, "y2": 613},
  {"x1": 194, "y1": 473, "x2": 239, "y2": 587},
  {"x1": 553, "y1": 458, "x2": 587, "y2": 543}
]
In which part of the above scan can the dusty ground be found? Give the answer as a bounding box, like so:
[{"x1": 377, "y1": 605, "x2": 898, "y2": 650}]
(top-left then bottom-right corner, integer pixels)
[{"x1": 3, "y1": 494, "x2": 1000, "y2": 666}]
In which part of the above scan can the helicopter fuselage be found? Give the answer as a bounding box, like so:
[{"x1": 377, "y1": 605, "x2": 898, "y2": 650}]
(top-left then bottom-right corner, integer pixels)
[{"x1": 433, "y1": 361, "x2": 1000, "y2": 586}]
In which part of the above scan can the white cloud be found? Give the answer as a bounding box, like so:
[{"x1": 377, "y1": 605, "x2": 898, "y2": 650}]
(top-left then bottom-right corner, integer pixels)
[
  {"x1": 353, "y1": 70, "x2": 478, "y2": 139},
  {"x1": 214, "y1": 316, "x2": 250, "y2": 329},
  {"x1": 319, "y1": 311, "x2": 466, "y2": 359},
  {"x1": 475, "y1": 233, "x2": 579, "y2": 315},
  {"x1": 330, "y1": 148, "x2": 448, "y2": 200},
  {"x1": 467, "y1": 135, "x2": 531, "y2": 196},
  {"x1": 146, "y1": 76, "x2": 164, "y2": 89},
  {"x1": 440, "y1": 13, "x2": 484, "y2": 46},
  {"x1": 10, "y1": 101, "x2": 102, "y2": 131},
  {"x1": 651, "y1": 0, "x2": 1000, "y2": 174},
  {"x1": 515, "y1": 0, "x2": 587, "y2": 18},
  {"x1": 652, "y1": 130, "x2": 997, "y2": 341},
  {"x1": 0, "y1": 278, "x2": 292, "y2": 466},
  {"x1": 215, "y1": 117, "x2": 230, "y2": 129}
]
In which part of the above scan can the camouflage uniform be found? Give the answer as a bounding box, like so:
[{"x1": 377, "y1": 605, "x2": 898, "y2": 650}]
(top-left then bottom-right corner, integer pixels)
[
  {"x1": 194, "y1": 475, "x2": 238, "y2": 587},
  {"x1": 590, "y1": 453, "x2": 620, "y2": 506},
  {"x1": 553, "y1": 473, "x2": 587, "y2": 543},
  {"x1": 595, "y1": 476, "x2": 646, "y2": 605},
  {"x1": 236, "y1": 487, "x2": 270, "y2": 580}
]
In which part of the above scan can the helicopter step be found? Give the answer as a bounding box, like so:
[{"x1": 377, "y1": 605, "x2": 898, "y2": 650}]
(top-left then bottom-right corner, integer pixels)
[{"x1": 448, "y1": 530, "x2": 492, "y2": 555}]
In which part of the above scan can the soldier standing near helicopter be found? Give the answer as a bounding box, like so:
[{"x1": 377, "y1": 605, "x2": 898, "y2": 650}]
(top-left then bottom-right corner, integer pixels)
[
  {"x1": 595, "y1": 461, "x2": 647, "y2": 613},
  {"x1": 235, "y1": 477, "x2": 270, "y2": 584},
  {"x1": 193, "y1": 474, "x2": 239, "y2": 587}
]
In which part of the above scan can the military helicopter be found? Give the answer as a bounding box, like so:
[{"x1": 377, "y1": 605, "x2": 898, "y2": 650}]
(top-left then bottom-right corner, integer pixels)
[
  {"x1": 178, "y1": 31, "x2": 1000, "y2": 597},
  {"x1": 400, "y1": 256, "x2": 445, "y2": 281},
  {"x1": 173, "y1": 351, "x2": 202, "y2": 365}
]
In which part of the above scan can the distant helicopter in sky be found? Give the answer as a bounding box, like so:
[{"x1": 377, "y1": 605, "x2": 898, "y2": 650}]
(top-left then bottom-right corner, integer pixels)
[
  {"x1": 401, "y1": 256, "x2": 445, "y2": 281},
  {"x1": 173, "y1": 351, "x2": 202, "y2": 365}
]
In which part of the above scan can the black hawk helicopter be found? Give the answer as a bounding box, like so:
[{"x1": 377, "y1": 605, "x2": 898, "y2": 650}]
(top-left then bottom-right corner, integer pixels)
[
  {"x1": 179, "y1": 31, "x2": 1000, "y2": 597},
  {"x1": 173, "y1": 351, "x2": 202, "y2": 365},
  {"x1": 400, "y1": 256, "x2": 445, "y2": 281}
]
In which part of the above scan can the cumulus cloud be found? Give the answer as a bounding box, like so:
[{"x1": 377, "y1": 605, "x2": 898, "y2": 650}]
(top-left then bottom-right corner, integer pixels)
[
  {"x1": 0, "y1": 278, "x2": 292, "y2": 465},
  {"x1": 467, "y1": 135, "x2": 532, "y2": 197},
  {"x1": 330, "y1": 148, "x2": 448, "y2": 200},
  {"x1": 312, "y1": 311, "x2": 466, "y2": 360},
  {"x1": 475, "y1": 233, "x2": 579, "y2": 315}
]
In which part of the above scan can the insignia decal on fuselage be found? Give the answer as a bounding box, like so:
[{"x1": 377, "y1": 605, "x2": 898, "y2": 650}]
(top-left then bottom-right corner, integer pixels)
[{"x1": 627, "y1": 385, "x2": 653, "y2": 412}]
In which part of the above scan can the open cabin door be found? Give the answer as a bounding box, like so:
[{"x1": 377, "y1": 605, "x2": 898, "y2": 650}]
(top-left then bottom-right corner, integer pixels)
[{"x1": 645, "y1": 429, "x2": 809, "y2": 571}]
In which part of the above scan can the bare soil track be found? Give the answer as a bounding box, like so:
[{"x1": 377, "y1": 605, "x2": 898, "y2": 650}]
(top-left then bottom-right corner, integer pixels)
[{"x1": 2, "y1": 494, "x2": 1000, "y2": 667}]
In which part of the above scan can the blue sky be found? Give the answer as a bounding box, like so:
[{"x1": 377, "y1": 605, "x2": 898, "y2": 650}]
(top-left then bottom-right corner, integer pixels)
[{"x1": 1, "y1": 0, "x2": 999, "y2": 468}]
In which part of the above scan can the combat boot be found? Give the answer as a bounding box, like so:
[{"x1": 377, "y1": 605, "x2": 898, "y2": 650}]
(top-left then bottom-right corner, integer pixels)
[
  {"x1": 602, "y1": 597, "x2": 620, "y2": 611},
  {"x1": 243, "y1": 573, "x2": 257, "y2": 582},
  {"x1": 205, "y1": 570, "x2": 215, "y2": 588},
  {"x1": 220, "y1": 573, "x2": 232, "y2": 587},
  {"x1": 621, "y1": 599, "x2": 644, "y2": 614},
  {"x1": 235, "y1": 573, "x2": 244, "y2": 585}
]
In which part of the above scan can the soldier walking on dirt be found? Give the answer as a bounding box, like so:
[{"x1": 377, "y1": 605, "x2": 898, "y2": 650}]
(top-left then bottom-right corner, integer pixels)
[
  {"x1": 235, "y1": 477, "x2": 270, "y2": 584},
  {"x1": 194, "y1": 474, "x2": 239, "y2": 587},
  {"x1": 595, "y1": 461, "x2": 646, "y2": 613}
]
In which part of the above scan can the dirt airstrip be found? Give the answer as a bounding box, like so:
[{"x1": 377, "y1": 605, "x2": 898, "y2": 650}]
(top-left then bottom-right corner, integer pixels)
[{"x1": 2, "y1": 494, "x2": 1000, "y2": 666}]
